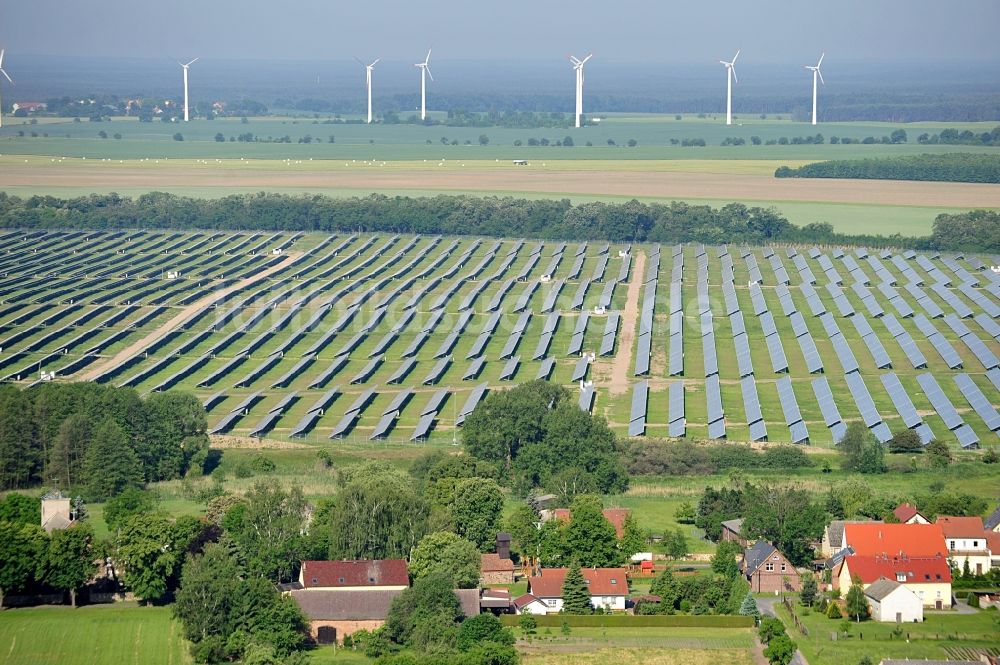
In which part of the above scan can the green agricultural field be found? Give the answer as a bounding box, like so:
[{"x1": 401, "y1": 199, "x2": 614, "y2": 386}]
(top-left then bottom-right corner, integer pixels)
[{"x1": 0, "y1": 604, "x2": 192, "y2": 665}]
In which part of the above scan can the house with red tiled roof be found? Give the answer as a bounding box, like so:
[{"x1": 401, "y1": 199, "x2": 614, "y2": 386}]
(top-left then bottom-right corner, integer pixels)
[
  {"x1": 837, "y1": 554, "x2": 952, "y2": 609},
  {"x1": 549, "y1": 508, "x2": 631, "y2": 538},
  {"x1": 936, "y1": 516, "x2": 992, "y2": 575},
  {"x1": 518, "y1": 567, "x2": 629, "y2": 614},
  {"x1": 842, "y1": 523, "x2": 947, "y2": 558},
  {"x1": 298, "y1": 560, "x2": 409, "y2": 591},
  {"x1": 892, "y1": 503, "x2": 928, "y2": 525}
]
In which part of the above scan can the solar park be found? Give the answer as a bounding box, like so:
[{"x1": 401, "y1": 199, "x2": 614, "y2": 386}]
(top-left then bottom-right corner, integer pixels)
[{"x1": 0, "y1": 229, "x2": 998, "y2": 449}]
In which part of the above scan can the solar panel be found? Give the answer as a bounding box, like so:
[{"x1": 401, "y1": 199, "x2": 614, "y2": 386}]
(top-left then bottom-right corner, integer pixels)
[
  {"x1": 349, "y1": 355, "x2": 383, "y2": 384},
  {"x1": 702, "y1": 332, "x2": 719, "y2": 377},
  {"x1": 961, "y1": 334, "x2": 999, "y2": 370},
  {"x1": 734, "y1": 332, "x2": 754, "y2": 377},
  {"x1": 789, "y1": 311, "x2": 810, "y2": 338},
  {"x1": 209, "y1": 411, "x2": 243, "y2": 435},
  {"x1": 456, "y1": 383, "x2": 488, "y2": 425},
  {"x1": 202, "y1": 391, "x2": 226, "y2": 410},
  {"x1": 668, "y1": 333, "x2": 684, "y2": 376},
  {"x1": 943, "y1": 313, "x2": 972, "y2": 338},
  {"x1": 635, "y1": 334, "x2": 652, "y2": 376},
  {"x1": 229, "y1": 391, "x2": 263, "y2": 414},
  {"x1": 880, "y1": 373, "x2": 922, "y2": 428},
  {"x1": 572, "y1": 354, "x2": 591, "y2": 381},
  {"x1": 534, "y1": 356, "x2": 555, "y2": 380},
  {"x1": 954, "y1": 374, "x2": 1000, "y2": 431},
  {"x1": 741, "y1": 375, "x2": 764, "y2": 428},
  {"x1": 628, "y1": 380, "x2": 648, "y2": 437},
  {"x1": 599, "y1": 313, "x2": 620, "y2": 356},
  {"x1": 422, "y1": 355, "x2": 451, "y2": 385},
  {"x1": 249, "y1": 410, "x2": 283, "y2": 438},
  {"x1": 845, "y1": 372, "x2": 882, "y2": 427},
  {"x1": 748, "y1": 419, "x2": 769, "y2": 442},
  {"x1": 916, "y1": 373, "x2": 964, "y2": 431},
  {"x1": 954, "y1": 423, "x2": 981, "y2": 449},
  {"x1": 499, "y1": 356, "x2": 520, "y2": 381},
  {"x1": 760, "y1": 311, "x2": 778, "y2": 338},
  {"x1": 830, "y1": 334, "x2": 860, "y2": 374},
  {"x1": 860, "y1": 331, "x2": 893, "y2": 369},
  {"x1": 668, "y1": 380, "x2": 685, "y2": 436},
  {"x1": 776, "y1": 377, "x2": 804, "y2": 426},
  {"x1": 706, "y1": 374, "x2": 724, "y2": 425},
  {"x1": 578, "y1": 384, "x2": 596, "y2": 412},
  {"x1": 797, "y1": 332, "x2": 824, "y2": 374},
  {"x1": 765, "y1": 334, "x2": 789, "y2": 373},
  {"x1": 750, "y1": 283, "x2": 768, "y2": 316}
]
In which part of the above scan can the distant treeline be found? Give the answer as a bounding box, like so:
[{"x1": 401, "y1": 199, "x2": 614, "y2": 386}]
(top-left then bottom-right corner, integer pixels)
[
  {"x1": 774, "y1": 153, "x2": 1000, "y2": 184},
  {"x1": 0, "y1": 192, "x2": 995, "y2": 252},
  {"x1": 929, "y1": 210, "x2": 1000, "y2": 253},
  {"x1": 917, "y1": 126, "x2": 1000, "y2": 146},
  {"x1": 0, "y1": 383, "x2": 208, "y2": 499}
]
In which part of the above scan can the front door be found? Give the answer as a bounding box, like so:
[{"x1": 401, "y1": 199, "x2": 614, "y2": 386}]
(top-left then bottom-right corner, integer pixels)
[
  {"x1": 935, "y1": 600, "x2": 942, "y2": 610},
  {"x1": 896, "y1": 612, "x2": 902, "y2": 623}
]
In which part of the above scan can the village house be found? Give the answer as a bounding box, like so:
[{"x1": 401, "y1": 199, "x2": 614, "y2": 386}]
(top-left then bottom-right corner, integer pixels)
[
  {"x1": 514, "y1": 567, "x2": 628, "y2": 614},
  {"x1": 936, "y1": 516, "x2": 992, "y2": 575},
  {"x1": 12, "y1": 102, "x2": 47, "y2": 113},
  {"x1": 893, "y1": 503, "x2": 929, "y2": 525},
  {"x1": 821, "y1": 520, "x2": 880, "y2": 557},
  {"x1": 720, "y1": 518, "x2": 746, "y2": 547},
  {"x1": 842, "y1": 522, "x2": 948, "y2": 558},
  {"x1": 741, "y1": 542, "x2": 802, "y2": 593},
  {"x1": 837, "y1": 554, "x2": 952, "y2": 609},
  {"x1": 289, "y1": 560, "x2": 479, "y2": 644},
  {"x1": 863, "y1": 577, "x2": 924, "y2": 623},
  {"x1": 984, "y1": 505, "x2": 1000, "y2": 533}
]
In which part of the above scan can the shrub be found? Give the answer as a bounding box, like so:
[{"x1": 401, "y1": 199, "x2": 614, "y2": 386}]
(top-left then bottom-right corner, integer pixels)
[{"x1": 826, "y1": 602, "x2": 842, "y2": 619}]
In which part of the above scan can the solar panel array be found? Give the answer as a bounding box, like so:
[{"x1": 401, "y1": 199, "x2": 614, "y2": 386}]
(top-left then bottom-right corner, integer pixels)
[{"x1": 2, "y1": 231, "x2": 997, "y2": 447}]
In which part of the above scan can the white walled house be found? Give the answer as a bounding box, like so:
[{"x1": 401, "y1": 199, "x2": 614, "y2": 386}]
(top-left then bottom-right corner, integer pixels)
[
  {"x1": 864, "y1": 578, "x2": 923, "y2": 623},
  {"x1": 517, "y1": 568, "x2": 628, "y2": 614},
  {"x1": 937, "y1": 516, "x2": 992, "y2": 575}
]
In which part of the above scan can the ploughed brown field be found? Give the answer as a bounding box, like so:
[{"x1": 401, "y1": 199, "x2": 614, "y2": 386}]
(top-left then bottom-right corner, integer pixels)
[{"x1": 3, "y1": 160, "x2": 1000, "y2": 208}]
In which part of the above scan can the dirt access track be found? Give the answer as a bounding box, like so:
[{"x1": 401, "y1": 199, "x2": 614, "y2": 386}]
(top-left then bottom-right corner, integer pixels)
[{"x1": 3, "y1": 161, "x2": 1000, "y2": 208}]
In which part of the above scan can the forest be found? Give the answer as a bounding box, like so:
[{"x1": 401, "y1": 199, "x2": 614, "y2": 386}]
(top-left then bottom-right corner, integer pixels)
[
  {"x1": 2, "y1": 191, "x2": 978, "y2": 251},
  {"x1": 774, "y1": 153, "x2": 1000, "y2": 184},
  {"x1": 0, "y1": 383, "x2": 208, "y2": 497}
]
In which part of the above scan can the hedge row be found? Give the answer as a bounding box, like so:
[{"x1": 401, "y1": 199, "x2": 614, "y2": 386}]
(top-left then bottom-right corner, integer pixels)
[{"x1": 499, "y1": 614, "x2": 754, "y2": 628}]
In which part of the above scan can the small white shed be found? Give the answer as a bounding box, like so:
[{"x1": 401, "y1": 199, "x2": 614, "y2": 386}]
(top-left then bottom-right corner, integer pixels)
[{"x1": 865, "y1": 577, "x2": 923, "y2": 623}]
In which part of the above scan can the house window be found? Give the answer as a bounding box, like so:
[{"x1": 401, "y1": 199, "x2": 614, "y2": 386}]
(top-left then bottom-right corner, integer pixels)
[
  {"x1": 972, "y1": 541, "x2": 978, "y2": 547},
  {"x1": 369, "y1": 577, "x2": 376, "y2": 583},
  {"x1": 780, "y1": 564, "x2": 786, "y2": 572},
  {"x1": 611, "y1": 579, "x2": 617, "y2": 585},
  {"x1": 950, "y1": 540, "x2": 955, "y2": 550},
  {"x1": 311, "y1": 577, "x2": 318, "y2": 585},
  {"x1": 338, "y1": 577, "x2": 345, "y2": 584},
  {"x1": 545, "y1": 599, "x2": 557, "y2": 607},
  {"x1": 765, "y1": 563, "x2": 774, "y2": 572},
  {"x1": 896, "y1": 573, "x2": 906, "y2": 582}
]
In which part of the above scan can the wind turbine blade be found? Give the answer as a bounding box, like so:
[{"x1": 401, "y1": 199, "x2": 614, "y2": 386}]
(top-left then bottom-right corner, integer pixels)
[
  {"x1": 0, "y1": 49, "x2": 5, "y2": 68},
  {"x1": 581, "y1": 53, "x2": 593, "y2": 64},
  {"x1": 370, "y1": 58, "x2": 380, "y2": 67},
  {"x1": 817, "y1": 69, "x2": 825, "y2": 85},
  {"x1": 0, "y1": 69, "x2": 12, "y2": 85},
  {"x1": 426, "y1": 67, "x2": 434, "y2": 82},
  {"x1": 732, "y1": 49, "x2": 740, "y2": 64},
  {"x1": 569, "y1": 55, "x2": 580, "y2": 65},
  {"x1": 817, "y1": 52, "x2": 825, "y2": 67},
  {"x1": 186, "y1": 57, "x2": 199, "y2": 66},
  {"x1": 354, "y1": 56, "x2": 365, "y2": 66},
  {"x1": 425, "y1": 49, "x2": 432, "y2": 63},
  {"x1": 731, "y1": 66, "x2": 738, "y2": 84}
]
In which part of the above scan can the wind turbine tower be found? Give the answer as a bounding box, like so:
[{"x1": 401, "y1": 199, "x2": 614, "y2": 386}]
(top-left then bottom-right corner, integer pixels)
[
  {"x1": 0, "y1": 49, "x2": 12, "y2": 129},
  {"x1": 568, "y1": 54, "x2": 593, "y2": 128},
  {"x1": 359, "y1": 58, "x2": 380, "y2": 124},
  {"x1": 179, "y1": 58, "x2": 198, "y2": 121},
  {"x1": 719, "y1": 50, "x2": 740, "y2": 126},
  {"x1": 805, "y1": 53, "x2": 825, "y2": 125},
  {"x1": 415, "y1": 49, "x2": 434, "y2": 120}
]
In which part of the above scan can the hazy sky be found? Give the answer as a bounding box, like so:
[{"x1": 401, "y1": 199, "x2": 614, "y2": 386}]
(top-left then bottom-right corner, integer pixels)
[{"x1": 5, "y1": 0, "x2": 1000, "y2": 63}]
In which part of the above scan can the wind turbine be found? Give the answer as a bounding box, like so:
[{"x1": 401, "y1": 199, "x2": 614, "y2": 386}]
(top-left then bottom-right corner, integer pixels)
[
  {"x1": 719, "y1": 49, "x2": 740, "y2": 126},
  {"x1": 179, "y1": 58, "x2": 198, "y2": 121},
  {"x1": 805, "y1": 53, "x2": 825, "y2": 125},
  {"x1": 569, "y1": 53, "x2": 592, "y2": 128},
  {"x1": 0, "y1": 49, "x2": 13, "y2": 129},
  {"x1": 415, "y1": 49, "x2": 433, "y2": 121},
  {"x1": 357, "y1": 57, "x2": 380, "y2": 124}
]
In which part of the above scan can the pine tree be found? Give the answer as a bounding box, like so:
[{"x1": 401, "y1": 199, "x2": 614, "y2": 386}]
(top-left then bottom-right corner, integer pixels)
[
  {"x1": 560, "y1": 564, "x2": 592, "y2": 615},
  {"x1": 800, "y1": 574, "x2": 818, "y2": 607},
  {"x1": 738, "y1": 591, "x2": 760, "y2": 620},
  {"x1": 83, "y1": 418, "x2": 143, "y2": 501},
  {"x1": 619, "y1": 512, "x2": 646, "y2": 559}
]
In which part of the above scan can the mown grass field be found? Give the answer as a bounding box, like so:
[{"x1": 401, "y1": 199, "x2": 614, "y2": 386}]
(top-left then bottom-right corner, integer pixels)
[
  {"x1": 775, "y1": 603, "x2": 1000, "y2": 665},
  {"x1": 0, "y1": 604, "x2": 191, "y2": 665}
]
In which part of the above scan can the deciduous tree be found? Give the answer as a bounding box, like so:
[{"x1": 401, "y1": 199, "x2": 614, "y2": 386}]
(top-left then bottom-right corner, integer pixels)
[{"x1": 409, "y1": 532, "x2": 480, "y2": 589}]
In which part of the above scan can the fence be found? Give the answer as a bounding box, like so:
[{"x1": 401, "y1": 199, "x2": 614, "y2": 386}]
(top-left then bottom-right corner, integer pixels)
[{"x1": 499, "y1": 615, "x2": 754, "y2": 628}]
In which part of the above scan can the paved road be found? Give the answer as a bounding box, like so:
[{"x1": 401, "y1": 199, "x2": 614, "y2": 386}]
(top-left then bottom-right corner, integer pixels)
[{"x1": 756, "y1": 596, "x2": 810, "y2": 665}]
